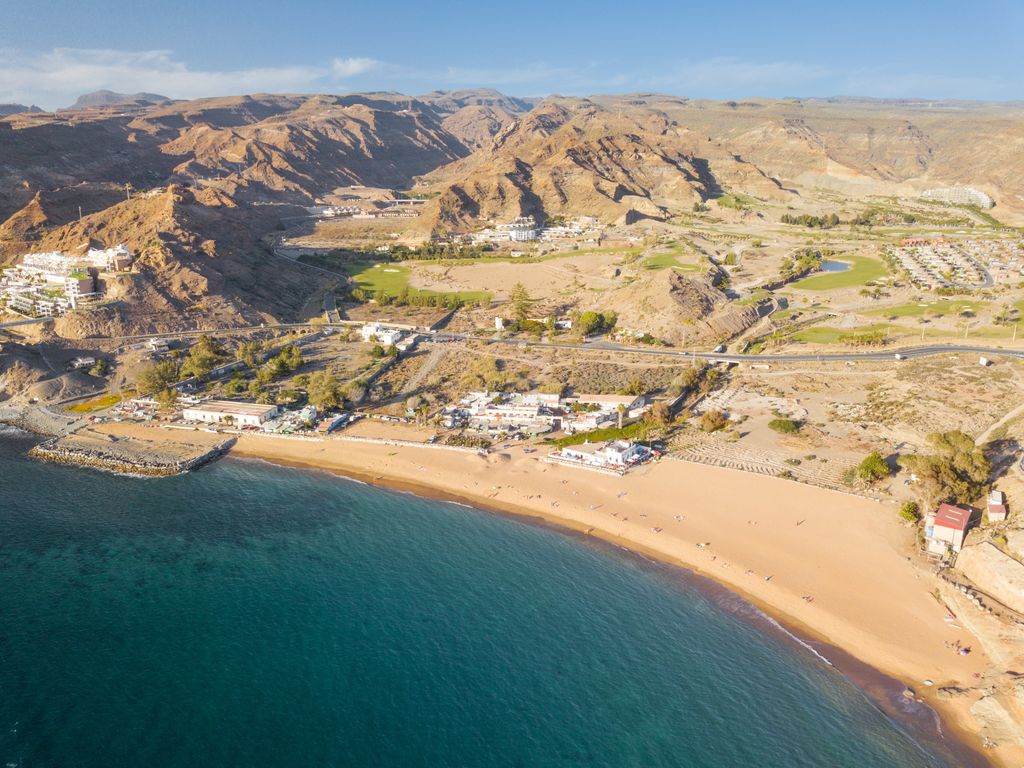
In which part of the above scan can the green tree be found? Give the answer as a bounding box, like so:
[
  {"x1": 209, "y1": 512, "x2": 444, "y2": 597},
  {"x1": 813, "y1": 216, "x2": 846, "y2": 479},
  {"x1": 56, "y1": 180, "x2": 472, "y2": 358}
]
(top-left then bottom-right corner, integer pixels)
[
  {"x1": 237, "y1": 341, "x2": 261, "y2": 367},
  {"x1": 224, "y1": 374, "x2": 247, "y2": 395},
  {"x1": 510, "y1": 282, "x2": 531, "y2": 324},
  {"x1": 180, "y1": 335, "x2": 226, "y2": 379},
  {"x1": 282, "y1": 345, "x2": 302, "y2": 371},
  {"x1": 857, "y1": 451, "x2": 891, "y2": 483},
  {"x1": 899, "y1": 502, "x2": 920, "y2": 523},
  {"x1": 306, "y1": 370, "x2": 343, "y2": 410},
  {"x1": 575, "y1": 310, "x2": 617, "y2": 337},
  {"x1": 136, "y1": 359, "x2": 179, "y2": 394},
  {"x1": 155, "y1": 387, "x2": 178, "y2": 410},
  {"x1": 899, "y1": 430, "x2": 991, "y2": 508},
  {"x1": 645, "y1": 401, "x2": 673, "y2": 426},
  {"x1": 89, "y1": 358, "x2": 109, "y2": 377}
]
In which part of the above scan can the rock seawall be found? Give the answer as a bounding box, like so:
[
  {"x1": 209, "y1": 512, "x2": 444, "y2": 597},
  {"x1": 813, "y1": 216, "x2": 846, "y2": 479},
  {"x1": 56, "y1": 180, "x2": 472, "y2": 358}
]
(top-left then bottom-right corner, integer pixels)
[{"x1": 28, "y1": 435, "x2": 236, "y2": 477}]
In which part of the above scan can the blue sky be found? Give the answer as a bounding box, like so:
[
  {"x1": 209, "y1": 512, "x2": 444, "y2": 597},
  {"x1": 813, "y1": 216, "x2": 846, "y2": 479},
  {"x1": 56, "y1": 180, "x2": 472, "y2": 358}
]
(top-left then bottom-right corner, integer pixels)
[{"x1": 2, "y1": 0, "x2": 1022, "y2": 108}]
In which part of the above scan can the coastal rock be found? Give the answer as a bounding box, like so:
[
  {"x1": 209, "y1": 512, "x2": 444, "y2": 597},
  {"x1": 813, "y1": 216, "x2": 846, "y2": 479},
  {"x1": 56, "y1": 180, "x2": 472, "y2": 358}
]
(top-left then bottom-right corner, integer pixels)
[{"x1": 28, "y1": 433, "x2": 235, "y2": 476}]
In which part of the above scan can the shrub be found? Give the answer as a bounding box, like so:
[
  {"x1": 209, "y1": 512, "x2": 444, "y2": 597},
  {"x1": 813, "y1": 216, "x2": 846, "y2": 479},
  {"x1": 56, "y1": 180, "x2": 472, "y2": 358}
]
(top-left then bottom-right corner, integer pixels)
[
  {"x1": 899, "y1": 502, "x2": 920, "y2": 523},
  {"x1": 700, "y1": 410, "x2": 728, "y2": 432},
  {"x1": 768, "y1": 418, "x2": 800, "y2": 434},
  {"x1": 857, "y1": 451, "x2": 891, "y2": 483}
]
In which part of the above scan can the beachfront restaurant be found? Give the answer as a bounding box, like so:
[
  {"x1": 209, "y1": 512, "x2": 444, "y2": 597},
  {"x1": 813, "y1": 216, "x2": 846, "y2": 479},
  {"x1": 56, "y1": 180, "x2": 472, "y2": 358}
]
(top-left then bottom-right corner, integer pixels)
[
  {"x1": 559, "y1": 440, "x2": 649, "y2": 469},
  {"x1": 924, "y1": 503, "x2": 973, "y2": 558},
  {"x1": 181, "y1": 400, "x2": 279, "y2": 428}
]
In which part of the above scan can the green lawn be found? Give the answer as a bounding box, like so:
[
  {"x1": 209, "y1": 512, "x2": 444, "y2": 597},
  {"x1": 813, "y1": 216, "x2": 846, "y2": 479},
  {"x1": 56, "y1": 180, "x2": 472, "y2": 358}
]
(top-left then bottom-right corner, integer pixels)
[
  {"x1": 790, "y1": 323, "x2": 894, "y2": 344},
  {"x1": 735, "y1": 289, "x2": 770, "y2": 306},
  {"x1": 352, "y1": 263, "x2": 491, "y2": 303},
  {"x1": 790, "y1": 255, "x2": 889, "y2": 291},
  {"x1": 639, "y1": 240, "x2": 706, "y2": 272},
  {"x1": 715, "y1": 192, "x2": 757, "y2": 210},
  {"x1": 642, "y1": 247, "x2": 700, "y2": 272},
  {"x1": 298, "y1": 253, "x2": 491, "y2": 303},
  {"x1": 866, "y1": 299, "x2": 987, "y2": 319},
  {"x1": 790, "y1": 320, "x2": 1014, "y2": 343},
  {"x1": 412, "y1": 246, "x2": 643, "y2": 268}
]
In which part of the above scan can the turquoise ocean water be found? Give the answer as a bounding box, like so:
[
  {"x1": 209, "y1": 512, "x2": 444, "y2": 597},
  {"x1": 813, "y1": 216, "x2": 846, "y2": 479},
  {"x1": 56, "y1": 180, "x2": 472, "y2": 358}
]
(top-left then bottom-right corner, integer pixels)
[{"x1": 0, "y1": 431, "x2": 973, "y2": 767}]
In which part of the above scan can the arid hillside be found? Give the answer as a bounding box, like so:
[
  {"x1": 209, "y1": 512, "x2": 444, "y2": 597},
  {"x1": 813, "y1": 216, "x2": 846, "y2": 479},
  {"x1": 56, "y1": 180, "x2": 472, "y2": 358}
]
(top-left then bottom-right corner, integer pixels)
[
  {"x1": 415, "y1": 94, "x2": 1024, "y2": 229},
  {"x1": 0, "y1": 92, "x2": 476, "y2": 227},
  {"x1": 3, "y1": 90, "x2": 1024, "y2": 338},
  {"x1": 28, "y1": 185, "x2": 328, "y2": 336},
  {"x1": 417, "y1": 96, "x2": 794, "y2": 228}
]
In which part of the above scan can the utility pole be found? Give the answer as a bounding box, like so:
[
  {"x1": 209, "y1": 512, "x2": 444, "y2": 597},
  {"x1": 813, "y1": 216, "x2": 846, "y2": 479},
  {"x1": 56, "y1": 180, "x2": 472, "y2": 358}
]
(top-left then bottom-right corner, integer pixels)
[{"x1": 78, "y1": 205, "x2": 82, "y2": 222}]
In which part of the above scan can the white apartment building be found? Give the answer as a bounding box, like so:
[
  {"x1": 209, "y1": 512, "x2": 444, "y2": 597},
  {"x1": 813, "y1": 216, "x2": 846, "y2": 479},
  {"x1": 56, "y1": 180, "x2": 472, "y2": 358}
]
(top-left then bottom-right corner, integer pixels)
[{"x1": 360, "y1": 323, "x2": 404, "y2": 346}]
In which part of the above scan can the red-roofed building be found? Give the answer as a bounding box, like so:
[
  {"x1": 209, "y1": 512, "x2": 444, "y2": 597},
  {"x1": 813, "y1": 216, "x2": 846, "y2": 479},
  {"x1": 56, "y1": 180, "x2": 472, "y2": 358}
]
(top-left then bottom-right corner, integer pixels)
[{"x1": 924, "y1": 503, "x2": 973, "y2": 557}]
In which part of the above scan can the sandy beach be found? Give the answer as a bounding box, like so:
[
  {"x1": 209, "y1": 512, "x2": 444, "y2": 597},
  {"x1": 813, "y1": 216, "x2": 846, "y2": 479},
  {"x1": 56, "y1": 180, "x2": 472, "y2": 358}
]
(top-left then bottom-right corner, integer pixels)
[{"x1": 90, "y1": 421, "x2": 1007, "y2": 764}]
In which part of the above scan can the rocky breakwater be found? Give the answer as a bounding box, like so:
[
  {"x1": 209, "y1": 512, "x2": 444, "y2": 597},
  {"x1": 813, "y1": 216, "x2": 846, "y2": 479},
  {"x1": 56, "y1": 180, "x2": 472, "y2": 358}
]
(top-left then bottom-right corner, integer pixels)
[{"x1": 29, "y1": 429, "x2": 235, "y2": 477}]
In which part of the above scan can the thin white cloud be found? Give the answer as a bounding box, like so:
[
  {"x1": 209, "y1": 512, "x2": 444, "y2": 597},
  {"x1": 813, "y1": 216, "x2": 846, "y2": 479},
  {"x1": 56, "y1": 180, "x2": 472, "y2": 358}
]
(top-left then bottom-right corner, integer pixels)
[
  {"x1": 331, "y1": 57, "x2": 380, "y2": 78},
  {"x1": 0, "y1": 48, "x2": 369, "y2": 109},
  {"x1": 638, "y1": 56, "x2": 831, "y2": 94},
  {"x1": 838, "y1": 69, "x2": 1006, "y2": 101},
  {"x1": 433, "y1": 62, "x2": 579, "y2": 87},
  {"x1": 0, "y1": 48, "x2": 1009, "y2": 110}
]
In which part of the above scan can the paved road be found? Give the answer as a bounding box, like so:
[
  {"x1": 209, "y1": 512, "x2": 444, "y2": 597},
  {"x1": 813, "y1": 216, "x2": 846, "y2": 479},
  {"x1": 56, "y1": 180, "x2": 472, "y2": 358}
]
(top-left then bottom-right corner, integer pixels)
[
  {"x1": 431, "y1": 333, "x2": 1024, "y2": 363},
  {"x1": 0, "y1": 316, "x2": 51, "y2": 330},
  {"x1": 323, "y1": 292, "x2": 341, "y2": 323},
  {"x1": 8, "y1": 312, "x2": 1023, "y2": 365}
]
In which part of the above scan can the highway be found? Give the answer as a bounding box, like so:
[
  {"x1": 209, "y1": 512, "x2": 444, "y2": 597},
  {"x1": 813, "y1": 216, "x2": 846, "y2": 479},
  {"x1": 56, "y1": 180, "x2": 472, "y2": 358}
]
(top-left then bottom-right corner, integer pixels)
[
  {"x1": 429, "y1": 334, "x2": 1024, "y2": 364},
  {"x1": 5, "y1": 312, "x2": 1023, "y2": 365}
]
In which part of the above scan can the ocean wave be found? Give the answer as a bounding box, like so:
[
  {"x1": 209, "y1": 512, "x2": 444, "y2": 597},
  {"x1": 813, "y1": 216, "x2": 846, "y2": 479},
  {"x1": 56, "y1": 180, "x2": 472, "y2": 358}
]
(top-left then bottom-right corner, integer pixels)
[{"x1": 760, "y1": 612, "x2": 834, "y2": 667}]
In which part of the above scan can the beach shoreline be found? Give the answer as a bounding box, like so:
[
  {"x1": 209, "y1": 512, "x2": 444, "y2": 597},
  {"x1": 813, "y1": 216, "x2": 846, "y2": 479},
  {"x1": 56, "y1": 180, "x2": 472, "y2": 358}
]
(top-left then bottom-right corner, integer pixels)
[
  {"x1": 26, "y1": 421, "x2": 1010, "y2": 766},
  {"x1": 227, "y1": 448, "x2": 991, "y2": 768}
]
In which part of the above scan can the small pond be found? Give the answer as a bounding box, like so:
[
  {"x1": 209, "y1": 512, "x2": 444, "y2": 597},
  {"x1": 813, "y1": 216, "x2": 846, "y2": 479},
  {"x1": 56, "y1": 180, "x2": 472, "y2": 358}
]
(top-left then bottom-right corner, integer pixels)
[{"x1": 821, "y1": 259, "x2": 851, "y2": 272}]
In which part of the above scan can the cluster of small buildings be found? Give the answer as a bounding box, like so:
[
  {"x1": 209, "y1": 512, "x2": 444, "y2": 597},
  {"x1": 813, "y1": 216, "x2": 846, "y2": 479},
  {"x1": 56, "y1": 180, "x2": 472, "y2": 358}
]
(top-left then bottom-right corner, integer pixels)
[
  {"x1": 889, "y1": 238, "x2": 987, "y2": 289},
  {"x1": 0, "y1": 245, "x2": 133, "y2": 317},
  {"x1": 467, "y1": 216, "x2": 604, "y2": 247},
  {"x1": 309, "y1": 205, "x2": 365, "y2": 217},
  {"x1": 923, "y1": 490, "x2": 1009, "y2": 559},
  {"x1": 443, "y1": 391, "x2": 647, "y2": 439},
  {"x1": 494, "y1": 315, "x2": 572, "y2": 332},
  {"x1": 309, "y1": 199, "x2": 425, "y2": 220},
  {"x1": 955, "y1": 238, "x2": 1024, "y2": 285}
]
